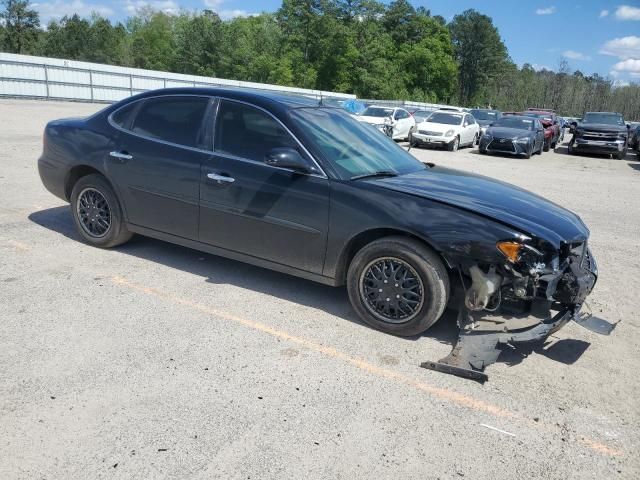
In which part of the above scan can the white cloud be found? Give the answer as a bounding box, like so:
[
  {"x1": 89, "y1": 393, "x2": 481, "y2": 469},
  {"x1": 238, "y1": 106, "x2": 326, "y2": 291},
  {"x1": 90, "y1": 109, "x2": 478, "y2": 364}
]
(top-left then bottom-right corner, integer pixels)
[
  {"x1": 614, "y1": 5, "x2": 640, "y2": 21},
  {"x1": 612, "y1": 58, "x2": 640, "y2": 73},
  {"x1": 123, "y1": 0, "x2": 179, "y2": 15},
  {"x1": 535, "y1": 6, "x2": 556, "y2": 15},
  {"x1": 33, "y1": 0, "x2": 113, "y2": 23},
  {"x1": 599, "y1": 9, "x2": 609, "y2": 18},
  {"x1": 532, "y1": 64, "x2": 552, "y2": 71},
  {"x1": 600, "y1": 36, "x2": 640, "y2": 60},
  {"x1": 202, "y1": 1, "x2": 257, "y2": 20},
  {"x1": 613, "y1": 79, "x2": 630, "y2": 87},
  {"x1": 563, "y1": 50, "x2": 591, "y2": 60}
]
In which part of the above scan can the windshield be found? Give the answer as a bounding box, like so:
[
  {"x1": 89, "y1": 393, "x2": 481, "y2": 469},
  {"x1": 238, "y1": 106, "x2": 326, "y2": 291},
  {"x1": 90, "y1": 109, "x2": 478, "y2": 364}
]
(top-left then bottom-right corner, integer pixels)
[
  {"x1": 583, "y1": 113, "x2": 625, "y2": 126},
  {"x1": 470, "y1": 110, "x2": 499, "y2": 121},
  {"x1": 290, "y1": 108, "x2": 425, "y2": 180},
  {"x1": 426, "y1": 112, "x2": 463, "y2": 125},
  {"x1": 361, "y1": 106, "x2": 393, "y2": 118},
  {"x1": 493, "y1": 117, "x2": 535, "y2": 130},
  {"x1": 522, "y1": 112, "x2": 552, "y2": 122}
]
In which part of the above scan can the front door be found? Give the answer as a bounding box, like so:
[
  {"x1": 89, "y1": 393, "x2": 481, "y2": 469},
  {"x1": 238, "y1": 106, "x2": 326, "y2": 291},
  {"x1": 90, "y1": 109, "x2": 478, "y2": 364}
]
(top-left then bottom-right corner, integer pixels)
[
  {"x1": 107, "y1": 95, "x2": 213, "y2": 239},
  {"x1": 199, "y1": 99, "x2": 330, "y2": 274}
]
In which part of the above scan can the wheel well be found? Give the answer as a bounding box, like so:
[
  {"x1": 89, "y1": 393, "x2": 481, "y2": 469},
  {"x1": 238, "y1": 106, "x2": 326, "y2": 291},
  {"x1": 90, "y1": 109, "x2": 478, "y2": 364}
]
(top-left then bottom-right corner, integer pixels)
[
  {"x1": 64, "y1": 165, "x2": 102, "y2": 200},
  {"x1": 336, "y1": 228, "x2": 449, "y2": 285}
]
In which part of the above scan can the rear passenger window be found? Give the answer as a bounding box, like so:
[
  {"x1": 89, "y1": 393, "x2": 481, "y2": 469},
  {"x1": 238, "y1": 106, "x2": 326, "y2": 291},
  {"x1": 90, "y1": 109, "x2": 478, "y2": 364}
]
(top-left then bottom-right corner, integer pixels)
[
  {"x1": 214, "y1": 100, "x2": 297, "y2": 162},
  {"x1": 131, "y1": 96, "x2": 209, "y2": 149}
]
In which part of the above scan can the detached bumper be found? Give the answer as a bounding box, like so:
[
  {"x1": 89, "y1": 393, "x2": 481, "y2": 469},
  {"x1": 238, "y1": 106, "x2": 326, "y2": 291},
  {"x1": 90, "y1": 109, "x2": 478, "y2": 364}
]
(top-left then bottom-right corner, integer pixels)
[{"x1": 421, "y1": 247, "x2": 616, "y2": 382}]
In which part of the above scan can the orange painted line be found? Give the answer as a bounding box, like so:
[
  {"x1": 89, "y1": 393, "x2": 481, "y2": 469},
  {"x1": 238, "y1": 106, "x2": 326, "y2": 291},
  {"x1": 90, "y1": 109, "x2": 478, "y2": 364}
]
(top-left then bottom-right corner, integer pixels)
[{"x1": 111, "y1": 275, "x2": 622, "y2": 457}]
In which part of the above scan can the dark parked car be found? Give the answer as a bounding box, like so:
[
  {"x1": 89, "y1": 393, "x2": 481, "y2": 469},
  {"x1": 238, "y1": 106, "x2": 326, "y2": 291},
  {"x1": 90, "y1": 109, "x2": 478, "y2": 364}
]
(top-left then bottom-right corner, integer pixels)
[
  {"x1": 469, "y1": 108, "x2": 502, "y2": 142},
  {"x1": 568, "y1": 112, "x2": 629, "y2": 159},
  {"x1": 630, "y1": 124, "x2": 640, "y2": 157},
  {"x1": 479, "y1": 115, "x2": 545, "y2": 158},
  {"x1": 38, "y1": 88, "x2": 603, "y2": 376}
]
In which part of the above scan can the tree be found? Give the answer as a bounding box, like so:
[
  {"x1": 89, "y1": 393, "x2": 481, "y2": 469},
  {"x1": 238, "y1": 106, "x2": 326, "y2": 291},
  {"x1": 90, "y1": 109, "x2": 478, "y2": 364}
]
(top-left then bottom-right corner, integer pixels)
[
  {"x1": 173, "y1": 10, "x2": 223, "y2": 76},
  {"x1": 448, "y1": 9, "x2": 508, "y2": 106},
  {"x1": 127, "y1": 9, "x2": 175, "y2": 71},
  {"x1": 0, "y1": 0, "x2": 40, "y2": 54}
]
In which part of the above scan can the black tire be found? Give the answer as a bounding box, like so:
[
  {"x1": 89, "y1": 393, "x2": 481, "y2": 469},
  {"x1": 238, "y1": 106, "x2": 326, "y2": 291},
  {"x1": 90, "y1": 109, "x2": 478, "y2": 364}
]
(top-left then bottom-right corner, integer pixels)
[
  {"x1": 543, "y1": 138, "x2": 550, "y2": 152},
  {"x1": 70, "y1": 173, "x2": 132, "y2": 248},
  {"x1": 346, "y1": 236, "x2": 449, "y2": 337},
  {"x1": 479, "y1": 147, "x2": 487, "y2": 154},
  {"x1": 447, "y1": 136, "x2": 459, "y2": 152},
  {"x1": 409, "y1": 132, "x2": 419, "y2": 148},
  {"x1": 615, "y1": 149, "x2": 626, "y2": 160}
]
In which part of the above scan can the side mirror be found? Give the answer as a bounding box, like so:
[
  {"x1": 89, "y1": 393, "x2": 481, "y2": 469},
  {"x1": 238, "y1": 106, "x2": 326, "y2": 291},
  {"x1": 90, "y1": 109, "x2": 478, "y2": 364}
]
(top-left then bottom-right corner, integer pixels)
[{"x1": 265, "y1": 148, "x2": 311, "y2": 173}]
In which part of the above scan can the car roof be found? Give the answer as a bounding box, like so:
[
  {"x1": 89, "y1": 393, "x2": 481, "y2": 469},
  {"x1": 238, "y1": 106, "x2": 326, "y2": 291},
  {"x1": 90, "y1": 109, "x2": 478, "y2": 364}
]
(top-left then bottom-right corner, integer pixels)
[{"x1": 496, "y1": 115, "x2": 535, "y2": 121}]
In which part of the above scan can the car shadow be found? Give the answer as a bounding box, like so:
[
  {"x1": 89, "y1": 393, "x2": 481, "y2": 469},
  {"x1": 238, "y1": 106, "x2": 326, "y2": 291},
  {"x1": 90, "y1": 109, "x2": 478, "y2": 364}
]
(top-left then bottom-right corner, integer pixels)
[
  {"x1": 629, "y1": 161, "x2": 640, "y2": 171},
  {"x1": 499, "y1": 338, "x2": 590, "y2": 367},
  {"x1": 28, "y1": 206, "x2": 588, "y2": 371}
]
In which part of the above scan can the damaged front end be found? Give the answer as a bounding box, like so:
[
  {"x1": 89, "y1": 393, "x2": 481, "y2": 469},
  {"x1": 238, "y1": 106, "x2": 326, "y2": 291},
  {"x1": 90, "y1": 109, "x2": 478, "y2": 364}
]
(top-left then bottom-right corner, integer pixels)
[{"x1": 421, "y1": 238, "x2": 616, "y2": 382}]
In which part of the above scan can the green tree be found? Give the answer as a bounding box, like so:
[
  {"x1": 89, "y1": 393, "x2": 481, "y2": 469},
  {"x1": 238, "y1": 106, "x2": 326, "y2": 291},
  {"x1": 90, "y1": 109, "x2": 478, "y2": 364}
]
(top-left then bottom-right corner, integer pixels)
[
  {"x1": 448, "y1": 9, "x2": 509, "y2": 105},
  {"x1": 127, "y1": 9, "x2": 176, "y2": 71},
  {"x1": 0, "y1": 0, "x2": 40, "y2": 53},
  {"x1": 172, "y1": 10, "x2": 223, "y2": 76}
]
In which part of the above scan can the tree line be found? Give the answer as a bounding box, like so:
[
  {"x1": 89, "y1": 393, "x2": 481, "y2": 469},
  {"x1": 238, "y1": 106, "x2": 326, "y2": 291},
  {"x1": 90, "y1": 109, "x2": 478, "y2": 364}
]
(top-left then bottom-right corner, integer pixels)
[{"x1": 1, "y1": 0, "x2": 638, "y2": 119}]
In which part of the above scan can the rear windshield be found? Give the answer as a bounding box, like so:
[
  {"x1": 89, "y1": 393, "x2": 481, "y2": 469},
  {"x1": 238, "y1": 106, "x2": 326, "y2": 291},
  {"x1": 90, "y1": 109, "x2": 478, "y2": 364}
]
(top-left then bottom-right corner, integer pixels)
[
  {"x1": 493, "y1": 118, "x2": 535, "y2": 130},
  {"x1": 470, "y1": 110, "x2": 500, "y2": 121},
  {"x1": 361, "y1": 106, "x2": 393, "y2": 118},
  {"x1": 583, "y1": 113, "x2": 625, "y2": 126},
  {"x1": 426, "y1": 112, "x2": 462, "y2": 125}
]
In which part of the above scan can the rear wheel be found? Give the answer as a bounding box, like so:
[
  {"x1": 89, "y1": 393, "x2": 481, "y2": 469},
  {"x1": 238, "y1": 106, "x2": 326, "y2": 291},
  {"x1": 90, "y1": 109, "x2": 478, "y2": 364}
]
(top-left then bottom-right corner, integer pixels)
[
  {"x1": 347, "y1": 237, "x2": 449, "y2": 337},
  {"x1": 447, "y1": 136, "x2": 459, "y2": 152},
  {"x1": 70, "y1": 174, "x2": 132, "y2": 248},
  {"x1": 543, "y1": 138, "x2": 550, "y2": 152}
]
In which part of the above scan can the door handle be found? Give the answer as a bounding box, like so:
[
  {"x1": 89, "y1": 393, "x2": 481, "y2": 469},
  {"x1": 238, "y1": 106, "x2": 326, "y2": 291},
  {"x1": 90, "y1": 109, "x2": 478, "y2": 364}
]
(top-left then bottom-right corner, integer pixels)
[
  {"x1": 207, "y1": 173, "x2": 235, "y2": 184},
  {"x1": 109, "y1": 151, "x2": 133, "y2": 161}
]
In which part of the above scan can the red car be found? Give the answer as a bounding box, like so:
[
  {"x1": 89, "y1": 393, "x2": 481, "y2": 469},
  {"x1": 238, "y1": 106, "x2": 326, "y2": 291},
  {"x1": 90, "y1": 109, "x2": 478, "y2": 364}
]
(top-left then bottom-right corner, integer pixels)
[{"x1": 522, "y1": 109, "x2": 561, "y2": 151}]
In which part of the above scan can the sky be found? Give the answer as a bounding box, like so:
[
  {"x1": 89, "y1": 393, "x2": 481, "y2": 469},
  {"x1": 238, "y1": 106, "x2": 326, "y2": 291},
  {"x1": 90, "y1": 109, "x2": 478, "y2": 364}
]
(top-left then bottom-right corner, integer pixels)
[{"x1": 28, "y1": 0, "x2": 640, "y2": 85}]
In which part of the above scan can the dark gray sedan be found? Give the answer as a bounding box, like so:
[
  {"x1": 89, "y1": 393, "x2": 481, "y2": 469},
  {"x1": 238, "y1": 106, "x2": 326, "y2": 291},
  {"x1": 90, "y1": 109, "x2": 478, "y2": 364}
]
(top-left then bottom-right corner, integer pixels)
[{"x1": 479, "y1": 115, "x2": 545, "y2": 158}]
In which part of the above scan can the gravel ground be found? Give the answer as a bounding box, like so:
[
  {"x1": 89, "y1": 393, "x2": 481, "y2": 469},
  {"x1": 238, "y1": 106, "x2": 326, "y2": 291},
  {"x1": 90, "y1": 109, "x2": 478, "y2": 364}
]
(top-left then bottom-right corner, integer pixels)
[{"x1": 1, "y1": 99, "x2": 639, "y2": 479}]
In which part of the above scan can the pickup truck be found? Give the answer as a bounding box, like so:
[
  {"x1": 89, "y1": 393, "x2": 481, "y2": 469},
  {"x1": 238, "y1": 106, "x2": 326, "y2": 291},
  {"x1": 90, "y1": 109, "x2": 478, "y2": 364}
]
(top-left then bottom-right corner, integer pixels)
[{"x1": 568, "y1": 112, "x2": 630, "y2": 159}]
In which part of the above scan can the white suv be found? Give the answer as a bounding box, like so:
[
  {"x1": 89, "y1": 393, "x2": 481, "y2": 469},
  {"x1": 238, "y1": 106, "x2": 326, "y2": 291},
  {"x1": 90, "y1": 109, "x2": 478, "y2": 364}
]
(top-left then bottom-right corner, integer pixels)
[{"x1": 411, "y1": 110, "x2": 479, "y2": 151}]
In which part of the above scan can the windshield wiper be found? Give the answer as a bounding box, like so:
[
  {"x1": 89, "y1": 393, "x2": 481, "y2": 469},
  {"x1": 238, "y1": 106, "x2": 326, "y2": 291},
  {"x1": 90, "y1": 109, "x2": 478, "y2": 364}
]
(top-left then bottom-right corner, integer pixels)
[{"x1": 350, "y1": 170, "x2": 398, "y2": 181}]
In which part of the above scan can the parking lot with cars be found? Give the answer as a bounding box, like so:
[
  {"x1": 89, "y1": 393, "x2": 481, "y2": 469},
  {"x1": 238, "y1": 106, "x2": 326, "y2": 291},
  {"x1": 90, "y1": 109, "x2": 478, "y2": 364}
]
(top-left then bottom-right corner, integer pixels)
[{"x1": 1, "y1": 99, "x2": 639, "y2": 479}]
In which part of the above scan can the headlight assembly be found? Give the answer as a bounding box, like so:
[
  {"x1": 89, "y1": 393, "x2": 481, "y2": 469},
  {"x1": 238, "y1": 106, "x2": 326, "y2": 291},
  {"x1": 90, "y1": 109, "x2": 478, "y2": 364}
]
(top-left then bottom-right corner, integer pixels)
[
  {"x1": 515, "y1": 137, "x2": 531, "y2": 143},
  {"x1": 445, "y1": 129, "x2": 455, "y2": 137}
]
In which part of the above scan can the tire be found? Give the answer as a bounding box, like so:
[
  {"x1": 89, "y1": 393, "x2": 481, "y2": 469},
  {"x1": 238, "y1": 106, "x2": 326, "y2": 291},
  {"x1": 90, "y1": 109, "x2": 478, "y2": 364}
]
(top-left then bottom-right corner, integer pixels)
[
  {"x1": 479, "y1": 147, "x2": 487, "y2": 155},
  {"x1": 543, "y1": 138, "x2": 550, "y2": 152},
  {"x1": 447, "y1": 136, "x2": 459, "y2": 152},
  {"x1": 616, "y1": 149, "x2": 626, "y2": 160},
  {"x1": 409, "y1": 132, "x2": 419, "y2": 148},
  {"x1": 70, "y1": 173, "x2": 132, "y2": 248},
  {"x1": 472, "y1": 133, "x2": 479, "y2": 147},
  {"x1": 567, "y1": 142, "x2": 575, "y2": 155},
  {"x1": 346, "y1": 236, "x2": 449, "y2": 337},
  {"x1": 535, "y1": 142, "x2": 543, "y2": 155}
]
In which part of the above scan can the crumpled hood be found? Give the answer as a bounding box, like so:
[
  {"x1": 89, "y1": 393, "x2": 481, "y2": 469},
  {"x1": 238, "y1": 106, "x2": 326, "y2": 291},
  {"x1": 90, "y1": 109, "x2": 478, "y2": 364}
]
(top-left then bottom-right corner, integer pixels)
[
  {"x1": 486, "y1": 126, "x2": 533, "y2": 138},
  {"x1": 356, "y1": 115, "x2": 387, "y2": 125},
  {"x1": 373, "y1": 167, "x2": 589, "y2": 246}
]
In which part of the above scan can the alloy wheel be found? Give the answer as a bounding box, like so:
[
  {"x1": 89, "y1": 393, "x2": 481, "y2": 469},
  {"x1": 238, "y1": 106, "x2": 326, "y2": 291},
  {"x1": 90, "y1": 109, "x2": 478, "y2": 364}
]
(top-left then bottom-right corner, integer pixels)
[
  {"x1": 76, "y1": 187, "x2": 112, "y2": 238},
  {"x1": 359, "y1": 257, "x2": 424, "y2": 324}
]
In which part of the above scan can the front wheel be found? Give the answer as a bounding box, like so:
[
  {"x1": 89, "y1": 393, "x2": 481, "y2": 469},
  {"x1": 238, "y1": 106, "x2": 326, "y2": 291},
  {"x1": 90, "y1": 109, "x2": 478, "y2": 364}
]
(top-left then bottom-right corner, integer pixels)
[
  {"x1": 346, "y1": 237, "x2": 449, "y2": 337},
  {"x1": 447, "y1": 136, "x2": 459, "y2": 152},
  {"x1": 70, "y1": 174, "x2": 132, "y2": 248},
  {"x1": 543, "y1": 138, "x2": 550, "y2": 152},
  {"x1": 616, "y1": 149, "x2": 627, "y2": 160}
]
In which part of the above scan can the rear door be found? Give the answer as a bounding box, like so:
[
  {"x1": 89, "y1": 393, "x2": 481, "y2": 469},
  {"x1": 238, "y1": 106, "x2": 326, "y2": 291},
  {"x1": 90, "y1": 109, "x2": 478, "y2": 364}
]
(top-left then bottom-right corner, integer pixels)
[
  {"x1": 107, "y1": 95, "x2": 214, "y2": 239},
  {"x1": 198, "y1": 99, "x2": 330, "y2": 274}
]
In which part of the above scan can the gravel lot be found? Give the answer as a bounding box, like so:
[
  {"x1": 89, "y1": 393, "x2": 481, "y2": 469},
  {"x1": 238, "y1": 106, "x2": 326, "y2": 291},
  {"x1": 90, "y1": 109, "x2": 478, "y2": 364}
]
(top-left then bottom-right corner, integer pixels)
[{"x1": 1, "y1": 99, "x2": 639, "y2": 479}]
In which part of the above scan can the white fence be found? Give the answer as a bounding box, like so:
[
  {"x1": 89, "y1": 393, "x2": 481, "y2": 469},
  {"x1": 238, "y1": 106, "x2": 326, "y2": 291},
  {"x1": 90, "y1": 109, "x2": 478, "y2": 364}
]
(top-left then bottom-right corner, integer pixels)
[{"x1": 0, "y1": 52, "x2": 356, "y2": 103}]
